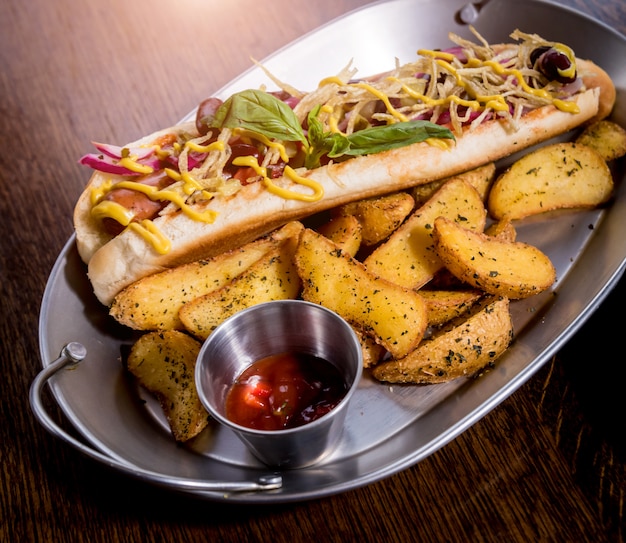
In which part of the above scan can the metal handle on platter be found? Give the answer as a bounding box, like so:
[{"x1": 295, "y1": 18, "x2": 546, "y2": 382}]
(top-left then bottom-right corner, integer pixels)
[
  {"x1": 457, "y1": 0, "x2": 491, "y2": 24},
  {"x1": 29, "y1": 343, "x2": 282, "y2": 493}
]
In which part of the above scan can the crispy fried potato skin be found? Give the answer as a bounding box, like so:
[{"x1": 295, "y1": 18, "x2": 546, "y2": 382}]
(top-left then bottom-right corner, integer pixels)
[
  {"x1": 575, "y1": 119, "x2": 626, "y2": 162},
  {"x1": 295, "y1": 228, "x2": 427, "y2": 359},
  {"x1": 353, "y1": 328, "x2": 387, "y2": 369},
  {"x1": 421, "y1": 289, "x2": 484, "y2": 327},
  {"x1": 364, "y1": 178, "x2": 487, "y2": 290},
  {"x1": 120, "y1": 112, "x2": 624, "y2": 417},
  {"x1": 110, "y1": 221, "x2": 303, "y2": 330},
  {"x1": 125, "y1": 330, "x2": 208, "y2": 442},
  {"x1": 411, "y1": 163, "x2": 496, "y2": 207},
  {"x1": 334, "y1": 192, "x2": 415, "y2": 246},
  {"x1": 487, "y1": 142, "x2": 613, "y2": 220},
  {"x1": 485, "y1": 219, "x2": 517, "y2": 242},
  {"x1": 179, "y1": 236, "x2": 302, "y2": 340},
  {"x1": 372, "y1": 296, "x2": 513, "y2": 384},
  {"x1": 316, "y1": 214, "x2": 363, "y2": 257},
  {"x1": 433, "y1": 217, "x2": 556, "y2": 299}
]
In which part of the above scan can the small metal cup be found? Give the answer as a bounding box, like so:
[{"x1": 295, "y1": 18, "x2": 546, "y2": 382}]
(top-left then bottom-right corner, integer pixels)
[{"x1": 195, "y1": 299, "x2": 363, "y2": 469}]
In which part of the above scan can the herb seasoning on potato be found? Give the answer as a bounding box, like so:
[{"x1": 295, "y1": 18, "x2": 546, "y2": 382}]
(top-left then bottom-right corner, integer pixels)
[{"x1": 95, "y1": 26, "x2": 623, "y2": 440}]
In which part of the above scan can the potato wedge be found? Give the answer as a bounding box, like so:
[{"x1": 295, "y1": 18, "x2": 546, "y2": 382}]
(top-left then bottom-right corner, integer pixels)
[
  {"x1": 334, "y1": 192, "x2": 415, "y2": 246},
  {"x1": 110, "y1": 221, "x2": 304, "y2": 330},
  {"x1": 487, "y1": 142, "x2": 613, "y2": 220},
  {"x1": 125, "y1": 330, "x2": 208, "y2": 442},
  {"x1": 364, "y1": 178, "x2": 486, "y2": 290},
  {"x1": 180, "y1": 239, "x2": 301, "y2": 340},
  {"x1": 295, "y1": 228, "x2": 427, "y2": 359},
  {"x1": 353, "y1": 327, "x2": 387, "y2": 369},
  {"x1": 433, "y1": 216, "x2": 556, "y2": 299},
  {"x1": 420, "y1": 289, "x2": 484, "y2": 327},
  {"x1": 372, "y1": 296, "x2": 513, "y2": 384},
  {"x1": 411, "y1": 163, "x2": 496, "y2": 207},
  {"x1": 575, "y1": 119, "x2": 626, "y2": 162},
  {"x1": 485, "y1": 219, "x2": 517, "y2": 242},
  {"x1": 317, "y1": 214, "x2": 362, "y2": 257}
]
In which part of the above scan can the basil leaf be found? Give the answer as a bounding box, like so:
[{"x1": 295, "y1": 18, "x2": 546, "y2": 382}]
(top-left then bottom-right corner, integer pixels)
[
  {"x1": 336, "y1": 121, "x2": 455, "y2": 157},
  {"x1": 305, "y1": 133, "x2": 351, "y2": 170},
  {"x1": 304, "y1": 108, "x2": 326, "y2": 169},
  {"x1": 305, "y1": 106, "x2": 351, "y2": 169},
  {"x1": 327, "y1": 133, "x2": 351, "y2": 157},
  {"x1": 210, "y1": 89, "x2": 307, "y2": 144},
  {"x1": 209, "y1": 92, "x2": 454, "y2": 171},
  {"x1": 306, "y1": 106, "x2": 325, "y2": 148}
]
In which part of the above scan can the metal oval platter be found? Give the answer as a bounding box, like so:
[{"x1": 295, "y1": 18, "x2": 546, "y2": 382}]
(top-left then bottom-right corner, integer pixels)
[{"x1": 37, "y1": 0, "x2": 626, "y2": 503}]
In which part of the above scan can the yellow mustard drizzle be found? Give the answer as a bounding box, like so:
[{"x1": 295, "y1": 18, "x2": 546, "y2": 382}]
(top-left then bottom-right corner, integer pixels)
[
  {"x1": 128, "y1": 220, "x2": 172, "y2": 254},
  {"x1": 90, "y1": 186, "x2": 170, "y2": 256},
  {"x1": 90, "y1": 176, "x2": 218, "y2": 252},
  {"x1": 279, "y1": 167, "x2": 324, "y2": 202},
  {"x1": 232, "y1": 156, "x2": 324, "y2": 202},
  {"x1": 235, "y1": 129, "x2": 290, "y2": 162},
  {"x1": 90, "y1": 199, "x2": 135, "y2": 225},
  {"x1": 319, "y1": 76, "x2": 346, "y2": 87},
  {"x1": 553, "y1": 43, "x2": 577, "y2": 80},
  {"x1": 164, "y1": 168, "x2": 213, "y2": 198},
  {"x1": 391, "y1": 77, "x2": 481, "y2": 111},
  {"x1": 434, "y1": 58, "x2": 514, "y2": 111},
  {"x1": 417, "y1": 49, "x2": 458, "y2": 62},
  {"x1": 89, "y1": 179, "x2": 115, "y2": 206},
  {"x1": 469, "y1": 59, "x2": 552, "y2": 99},
  {"x1": 353, "y1": 82, "x2": 409, "y2": 122},
  {"x1": 551, "y1": 99, "x2": 580, "y2": 113},
  {"x1": 107, "y1": 180, "x2": 217, "y2": 223},
  {"x1": 322, "y1": 77, "x2": 435, "y2": 126},
  {"x1": 90, "y1": 39, "x2": 580, "y2": 256},
  {"x1": 153, "y1": 145, "x2": 170, "y2": 161},
  {"x1": 185, "y1": 140, "x2": 225, "y2": 154},
  {"x1": 425, "y1": 138, "x2": 452, "y2": 150},
  {"x1": 417, "y1": 48, "x2": 579, "y2": 114},
  {"x1": 320, "y1": 104, "x2": 342, "y2": 134},
  {"x1": 117, "y1": 156, "x2": 154, "y2": 174}
]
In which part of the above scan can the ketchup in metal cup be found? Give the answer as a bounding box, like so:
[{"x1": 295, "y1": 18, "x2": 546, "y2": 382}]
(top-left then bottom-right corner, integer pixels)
[{"x1": 225, "y1": 352, "x2": 348, "y2": 431}]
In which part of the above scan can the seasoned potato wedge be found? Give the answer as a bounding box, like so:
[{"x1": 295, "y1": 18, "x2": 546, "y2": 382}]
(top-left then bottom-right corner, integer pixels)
[
  {"x1": 488, "y1": 142, "x2": 613, "y2": 220},
  {"x1": 575, "y1": 119, "x2": 626, "y2": 162},
  {"x1": 353, "y1": 327, "x2": 387, "y2": 369},
  {"x1": 420, "y1": 289, "x2": 484, "y2": 327},
  {"x1": 364, "y1": 178, "x2": 486, "y2": 290},
  {"x1": 485, "y1": 219, "x2": 517, "y2": 242},
  {"x1": 317, "y1": 214, "x2": 362, "y2": 257},
  {"x1": 125, "y1": 330, "x2": 208, "y2": 442},
  {"x1": 110, "y1": 221, "x2": 303, "y2": 330},
  {"x1": 334, "y1": 192, "x2": 415, "y2": 246},
  {"x1": 411, "y1": 163, "x2": 496, "y2": 207},
  {"x1": 180, "y1": 240, "x2": 301, "y2": 340},
  {"x1": 372, "y1": 296, "x2": 513, "y2": 384},
  {"x1": 295, "y1": 228, "x2": 428, "y2": 359},
  {"x1": 433, "y1": 217, "x2": 556, "y2": 299}
]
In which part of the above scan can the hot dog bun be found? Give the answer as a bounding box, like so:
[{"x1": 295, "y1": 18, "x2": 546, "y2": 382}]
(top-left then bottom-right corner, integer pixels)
[
  {"x1": 74, "y1": 121, "x2": 198, "y2": 264},
  {"x1": 75, "y1": 58, "x2": 614, "y2": 306},
  {"x1": 579, "y1": 59, "x2": 616, "y2": 123}
]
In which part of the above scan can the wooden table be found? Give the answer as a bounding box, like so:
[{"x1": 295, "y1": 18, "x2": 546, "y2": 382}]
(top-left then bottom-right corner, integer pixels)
[{"x1": 1, "y1": 0, "x2": 624, "y2": 541}]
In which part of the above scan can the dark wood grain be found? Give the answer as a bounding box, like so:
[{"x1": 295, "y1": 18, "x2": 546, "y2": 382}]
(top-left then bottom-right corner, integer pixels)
[{"x1": 1, "y1": 1, "x2": 624, "y2": 541}]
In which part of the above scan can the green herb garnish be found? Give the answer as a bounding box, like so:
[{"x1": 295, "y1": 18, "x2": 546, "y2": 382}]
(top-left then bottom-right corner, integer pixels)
[
  {"x1": 210, "y1": 89, "x2": 307, "y2": 144},
  {"x1": 210, "y1": 89, "x2": 455, "y2": 170}
]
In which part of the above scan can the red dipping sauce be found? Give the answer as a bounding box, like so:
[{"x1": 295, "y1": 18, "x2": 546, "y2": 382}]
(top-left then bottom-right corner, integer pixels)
[{"x1": 225, "y1": 352, "x2": 348, "y2": 431}]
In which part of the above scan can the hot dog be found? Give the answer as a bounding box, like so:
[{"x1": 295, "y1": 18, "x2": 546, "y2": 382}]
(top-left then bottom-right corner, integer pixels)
[{"x1": 74, "y1": 28, "x2": 616, "y2": 306}]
